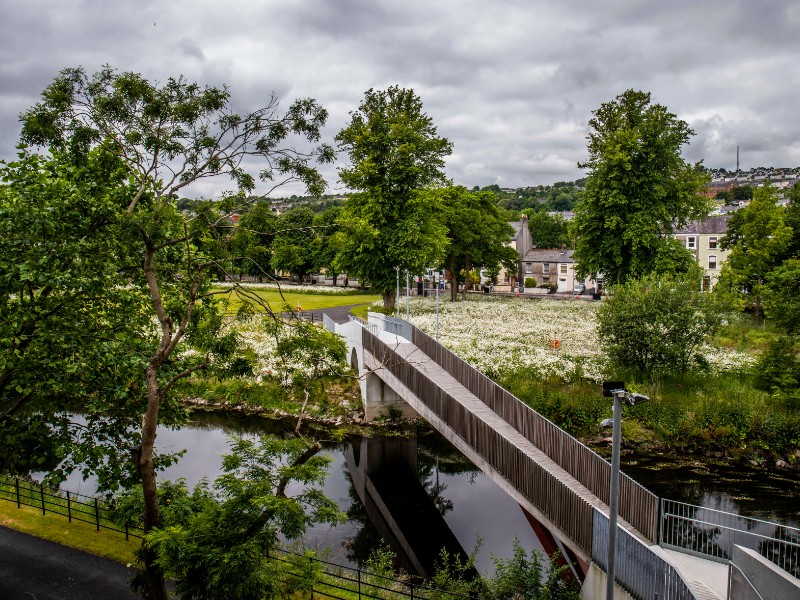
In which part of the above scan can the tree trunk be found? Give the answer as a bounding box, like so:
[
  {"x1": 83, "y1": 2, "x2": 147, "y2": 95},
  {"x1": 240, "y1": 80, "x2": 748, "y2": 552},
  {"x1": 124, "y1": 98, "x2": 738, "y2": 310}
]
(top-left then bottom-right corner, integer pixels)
[
  {"x1": 331, "y1": 272, "x2": 338, "y2": 287},
  {"x1": 382, "y1": 290, "x2": 396, "y2": 310},
  {"x1": 140, "y1": 364, "x2": 167, "y2": 600}
]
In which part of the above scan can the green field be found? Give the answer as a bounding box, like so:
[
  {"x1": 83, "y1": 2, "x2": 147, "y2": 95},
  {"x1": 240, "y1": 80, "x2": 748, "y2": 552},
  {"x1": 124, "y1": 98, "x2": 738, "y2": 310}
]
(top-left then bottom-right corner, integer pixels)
[{"x1": 214, "y1": 286, "x2": 380, "y2": 314}]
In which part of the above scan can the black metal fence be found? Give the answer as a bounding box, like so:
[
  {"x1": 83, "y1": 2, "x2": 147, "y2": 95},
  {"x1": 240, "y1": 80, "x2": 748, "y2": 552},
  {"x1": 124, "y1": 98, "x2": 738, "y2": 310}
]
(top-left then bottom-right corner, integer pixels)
[
  {"x1": 0, "y1": 475, "x2": 143, "y2": 540},
  {"x1": 0, "y1": 472, "x2": 472, "y2": 600},
  {"x1": 267, "y1": 546, "x2": 472, "y2": 600}
]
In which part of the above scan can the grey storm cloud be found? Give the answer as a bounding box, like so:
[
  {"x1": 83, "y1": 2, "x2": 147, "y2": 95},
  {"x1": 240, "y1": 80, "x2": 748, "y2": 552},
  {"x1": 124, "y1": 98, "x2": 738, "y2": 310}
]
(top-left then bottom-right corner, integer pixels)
[{"x1": 2, "y1": 0, "x2": 800, "y2": 196}]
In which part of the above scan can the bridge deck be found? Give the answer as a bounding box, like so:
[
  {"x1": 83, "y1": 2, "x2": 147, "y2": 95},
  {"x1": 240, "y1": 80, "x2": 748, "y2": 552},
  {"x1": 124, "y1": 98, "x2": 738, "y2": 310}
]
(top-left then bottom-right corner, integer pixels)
[
  {"x1": 385, "y1": 336, "x2": 646, "y2": 544},
  {"x1": 379, "y1": 335, "x2": 729, "y2": 599}
]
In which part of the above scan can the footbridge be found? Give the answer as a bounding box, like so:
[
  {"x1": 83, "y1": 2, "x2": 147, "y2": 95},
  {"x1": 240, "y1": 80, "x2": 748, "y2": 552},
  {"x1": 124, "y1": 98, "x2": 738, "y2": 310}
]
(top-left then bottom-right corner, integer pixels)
[{"x1": 324, "y1": 312, "x2": 797, "y2": 600}]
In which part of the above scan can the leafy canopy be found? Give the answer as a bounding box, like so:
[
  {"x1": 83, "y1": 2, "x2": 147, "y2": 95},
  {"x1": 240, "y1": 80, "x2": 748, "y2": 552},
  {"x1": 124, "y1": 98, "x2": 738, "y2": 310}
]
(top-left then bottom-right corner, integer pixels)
[
  {"x1": 572, "y1": 89, "x2": 710, "y2": 283},
  {"x1": 335, "y1": 86, "x2": 452, "y2": 304},
  {"x1": 598, "y1": 271, "x2": 724, "y2": 380}
]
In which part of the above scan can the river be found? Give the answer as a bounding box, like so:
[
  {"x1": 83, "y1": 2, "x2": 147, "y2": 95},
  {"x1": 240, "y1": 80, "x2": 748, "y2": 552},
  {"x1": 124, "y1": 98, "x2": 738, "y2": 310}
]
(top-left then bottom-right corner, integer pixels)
[{"x1": 52, "y1": 411, "x2": 800, "y2": 576}]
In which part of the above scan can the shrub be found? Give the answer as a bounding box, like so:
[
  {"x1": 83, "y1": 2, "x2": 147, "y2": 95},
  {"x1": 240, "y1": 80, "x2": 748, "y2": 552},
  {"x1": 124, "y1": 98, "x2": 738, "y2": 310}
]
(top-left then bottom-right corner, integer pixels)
[{"x1": 598, "y1": 273, "x2": 724, "y2": 380}]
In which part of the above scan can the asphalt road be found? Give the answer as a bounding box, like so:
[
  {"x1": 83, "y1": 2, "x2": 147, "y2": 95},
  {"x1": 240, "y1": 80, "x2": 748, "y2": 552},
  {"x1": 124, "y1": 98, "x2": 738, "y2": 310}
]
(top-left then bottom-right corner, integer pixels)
[{"x1": 0, "y1": 525, "x2": 138, "y2": 600}]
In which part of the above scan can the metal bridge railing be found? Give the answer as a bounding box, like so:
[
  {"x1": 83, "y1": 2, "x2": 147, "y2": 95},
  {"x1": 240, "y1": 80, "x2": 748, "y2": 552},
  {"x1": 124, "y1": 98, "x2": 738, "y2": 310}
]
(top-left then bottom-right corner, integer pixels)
[
  {"x1": 661, "y1": 499, "x2": 800, "y2": 578},
  {"x1": 593, "y1": 509, "x2": 695, "y2": 600},
  {"x1": 408, "y1": 322, "x2": 659, "y2": 543}
]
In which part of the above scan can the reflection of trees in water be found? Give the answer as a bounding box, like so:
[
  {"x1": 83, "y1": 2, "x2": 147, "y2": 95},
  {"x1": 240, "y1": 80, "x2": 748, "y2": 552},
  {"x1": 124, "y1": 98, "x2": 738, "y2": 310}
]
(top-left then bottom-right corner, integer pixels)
[
  {"x1": 420, "y1": 461, "x2": 454, "y2": 517},
  {"x1": 758, "y1": 527, "x2": 800, "y2": 578}
]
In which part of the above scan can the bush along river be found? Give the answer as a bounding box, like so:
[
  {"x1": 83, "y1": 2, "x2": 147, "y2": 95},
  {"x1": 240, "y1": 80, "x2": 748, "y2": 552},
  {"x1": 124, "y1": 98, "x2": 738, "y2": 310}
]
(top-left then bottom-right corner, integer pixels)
[{"x1": 49, "y1": 411, "x2": 800, "y2": 575}]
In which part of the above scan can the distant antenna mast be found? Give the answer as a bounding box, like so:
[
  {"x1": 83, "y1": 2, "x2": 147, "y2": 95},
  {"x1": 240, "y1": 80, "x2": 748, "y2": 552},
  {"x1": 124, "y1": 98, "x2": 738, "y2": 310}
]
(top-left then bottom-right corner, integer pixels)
[{"x1": 736, "y1": 146, "x2": 739, "y2": 173}]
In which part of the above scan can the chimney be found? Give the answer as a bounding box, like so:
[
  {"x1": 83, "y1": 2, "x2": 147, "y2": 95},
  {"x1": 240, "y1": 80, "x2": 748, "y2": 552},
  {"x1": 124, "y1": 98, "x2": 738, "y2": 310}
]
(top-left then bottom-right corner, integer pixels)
[{"x1": 561, "y1": 243, "x2": 567, "y2": 254}]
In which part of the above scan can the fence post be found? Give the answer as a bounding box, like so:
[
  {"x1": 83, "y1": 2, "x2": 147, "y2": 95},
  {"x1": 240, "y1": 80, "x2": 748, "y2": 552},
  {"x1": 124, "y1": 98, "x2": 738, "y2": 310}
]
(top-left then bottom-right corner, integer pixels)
[
  {"x1": 41, "y1": 483, "x2": 45, "y2": 515},
  {"x1": 357, "y1": 568, "x2": 361, "y2": 599},
  {"x1": 409, "y1": 581, "x2": 414, "y2": 600},
  {"x1": 15, "y1": 477, "x2": 20, "y2": 508},
  {"x1": 67, "y1": 491, "x2": 72, "y2": 522},
  {"x1": 94, "y1": 498, "x2": 100, "y2": 531}
]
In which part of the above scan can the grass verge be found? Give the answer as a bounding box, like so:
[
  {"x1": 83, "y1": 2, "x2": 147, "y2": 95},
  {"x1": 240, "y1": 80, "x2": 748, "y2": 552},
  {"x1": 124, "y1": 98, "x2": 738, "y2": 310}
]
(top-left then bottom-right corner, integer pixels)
[
  {"x1": 0, "y1": 500, "x2": 140, "y2": 565},
  {"x1": 214, "y1": 286, "x2": 380, "y2": 314}
]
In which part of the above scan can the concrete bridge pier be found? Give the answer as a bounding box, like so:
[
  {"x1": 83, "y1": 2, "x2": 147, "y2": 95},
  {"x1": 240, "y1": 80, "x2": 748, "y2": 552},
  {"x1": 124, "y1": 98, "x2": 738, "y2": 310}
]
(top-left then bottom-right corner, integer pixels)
[{"x1": 364, "y1": 368, "x2": 418, "y2": 421}]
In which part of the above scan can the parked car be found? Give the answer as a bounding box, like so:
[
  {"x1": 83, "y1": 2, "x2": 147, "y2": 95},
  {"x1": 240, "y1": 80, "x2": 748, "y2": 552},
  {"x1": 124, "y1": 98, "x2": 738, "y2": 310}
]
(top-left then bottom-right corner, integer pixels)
[{"x1": 573, "y1": 283, "x2": 586, "y2": 295}]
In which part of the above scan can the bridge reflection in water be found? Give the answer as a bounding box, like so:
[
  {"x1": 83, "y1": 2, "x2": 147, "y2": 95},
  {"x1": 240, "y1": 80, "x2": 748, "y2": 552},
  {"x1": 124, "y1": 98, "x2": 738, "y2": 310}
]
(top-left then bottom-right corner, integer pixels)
[{"x1": 344, "y1": 437, "x2": 479, "y2": 580}]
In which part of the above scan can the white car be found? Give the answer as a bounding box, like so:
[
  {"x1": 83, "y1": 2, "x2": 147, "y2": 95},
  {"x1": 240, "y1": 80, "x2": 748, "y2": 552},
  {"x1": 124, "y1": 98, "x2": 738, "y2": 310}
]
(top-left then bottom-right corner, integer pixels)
[{"x1": 573, "y1": 283, "x2": 586, "y2": 295}]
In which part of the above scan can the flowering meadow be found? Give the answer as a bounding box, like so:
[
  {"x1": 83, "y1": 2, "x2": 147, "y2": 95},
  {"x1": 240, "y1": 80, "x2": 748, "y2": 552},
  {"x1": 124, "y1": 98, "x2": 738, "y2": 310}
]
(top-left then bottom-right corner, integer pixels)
[{"x1": 405, "y1": 296, "x2": 755, "y2": 382}]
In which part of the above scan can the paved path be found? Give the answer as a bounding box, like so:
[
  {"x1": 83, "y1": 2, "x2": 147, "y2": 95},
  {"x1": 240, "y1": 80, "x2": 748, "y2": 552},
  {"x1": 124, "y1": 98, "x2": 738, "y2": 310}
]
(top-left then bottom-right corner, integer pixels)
[{"x1": 0, "y1": 525, "x2": 138, "y2": 600}]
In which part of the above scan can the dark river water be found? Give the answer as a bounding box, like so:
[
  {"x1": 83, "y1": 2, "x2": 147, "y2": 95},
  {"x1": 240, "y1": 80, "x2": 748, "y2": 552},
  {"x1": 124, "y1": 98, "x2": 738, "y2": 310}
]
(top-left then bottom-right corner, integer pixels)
[{"x1": 52, "y1": 411, "x2": 800, "y2": 576}]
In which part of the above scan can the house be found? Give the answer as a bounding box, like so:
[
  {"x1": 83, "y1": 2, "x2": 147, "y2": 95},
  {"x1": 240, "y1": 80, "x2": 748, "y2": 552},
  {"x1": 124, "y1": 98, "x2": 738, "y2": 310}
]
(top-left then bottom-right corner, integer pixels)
[
  {"x1": 494, "y1": 215, "x2": 533, "y2": 290},
  {"x1": 673, "y1": 215, "x2": 731, "y2": 290},
  {"x1": 520, "y1": 246, "x2": 589, "y2": 293},
  {"x1": 492, "y1": 215, "x2": 590, "y2": 293}
]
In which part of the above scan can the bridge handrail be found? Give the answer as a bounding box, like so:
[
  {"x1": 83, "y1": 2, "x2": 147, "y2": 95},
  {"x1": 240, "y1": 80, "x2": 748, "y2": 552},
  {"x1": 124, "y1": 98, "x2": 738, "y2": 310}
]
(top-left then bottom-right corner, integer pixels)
[
  {"x1": 593, "y1": 508, "x2": 696, "y2": 600},
  {"x1": 362, "y1": 328, "x2": 596, "y2": 554},
  {"x1": 408, "y1": 323, "x2": 659, "y2": 543},
  {"x1": 661, "y1": 499, "x2": 800, "y2": 577}
]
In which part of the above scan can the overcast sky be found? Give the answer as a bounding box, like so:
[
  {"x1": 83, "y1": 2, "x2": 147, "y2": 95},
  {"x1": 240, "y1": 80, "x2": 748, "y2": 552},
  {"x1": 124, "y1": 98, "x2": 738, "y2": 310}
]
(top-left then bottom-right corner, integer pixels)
[{"x1": 2, "y1": 0, "x2": 799, "y2": 198}]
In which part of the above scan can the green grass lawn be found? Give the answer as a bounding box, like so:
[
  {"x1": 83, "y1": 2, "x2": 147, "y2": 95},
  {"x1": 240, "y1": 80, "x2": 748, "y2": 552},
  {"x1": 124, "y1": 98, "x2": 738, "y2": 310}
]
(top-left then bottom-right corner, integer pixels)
[
  {"x1": 214, "y1": 286, "x2": 380, "y2": 314},
  {"x1": 0, "y1": 500, "x2": 140, "y2": 565}
]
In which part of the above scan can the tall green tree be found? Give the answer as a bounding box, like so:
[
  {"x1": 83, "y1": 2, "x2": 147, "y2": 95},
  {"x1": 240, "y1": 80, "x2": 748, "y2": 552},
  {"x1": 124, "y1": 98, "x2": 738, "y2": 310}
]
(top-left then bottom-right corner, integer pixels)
[
  {"x1": 718, "y1": 184, "x2": 792, "y2": 321},
  {"x1": 312, "y1": 205, "x2": 344, "y2": 285},
  {"x1": 0, "y1": 148, "x2": 151, "y2": 482},
  {"x1": 571, "y1": 90, "x2": 710, "y2": 283},
  {"x1": 271, "y1": 207, "x2": 317, "y2": 282},
  {"x1": 231, "y1": 200, "x2": 280, "y2": 281},
  {"x1": 764, "y1": 259, "x2": 800, "y2": 335},
  {"x1": 435, "y1": 186, "x2": 517, "y2": 300},
  {"x1": 20, "y1": 66, "x2": 334, "y2": 600},
  {"x1": 335, "y1": 86, "x2": 452, "y2": 308}
]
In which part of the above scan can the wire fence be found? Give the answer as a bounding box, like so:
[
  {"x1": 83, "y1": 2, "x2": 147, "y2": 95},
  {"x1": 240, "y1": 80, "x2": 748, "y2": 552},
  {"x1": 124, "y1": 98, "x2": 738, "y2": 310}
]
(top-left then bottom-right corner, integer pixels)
[{"x1": 0, "y1": 474, "x2": 143, "y2": 540}]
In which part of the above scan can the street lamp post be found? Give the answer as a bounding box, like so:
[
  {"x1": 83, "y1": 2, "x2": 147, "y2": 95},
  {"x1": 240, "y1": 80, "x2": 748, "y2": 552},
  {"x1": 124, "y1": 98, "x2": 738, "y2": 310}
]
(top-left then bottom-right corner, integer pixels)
[
  {"x1": 602, "y1": 382, "x2": 649, "y2": 600},
  {"x1": 406, "y1": 270, "x2": 410, "y2": 321},
  {"x1": 435, "y1": 270, "x2": 440, "y2": 340},
  {"x1": 395, "y1": 266, "x2": 400, "y2": 319}
]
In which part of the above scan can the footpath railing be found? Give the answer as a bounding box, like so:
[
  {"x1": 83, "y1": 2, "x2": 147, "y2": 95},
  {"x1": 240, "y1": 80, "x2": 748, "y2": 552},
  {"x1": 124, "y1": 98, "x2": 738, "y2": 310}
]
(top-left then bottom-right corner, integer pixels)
[
  {"x1": 362, "y1": 327, "x2": 596, "y2": 555},
  {"x1": 661, "y1": 499, "x2": 800, "y2": 578},
  {"x1": 593, "y1": 509, "x2": 695, "y2": 600},
  {"x1": 409, "y1": 324, "x2": 659, "y2": 543},
  {"x1": 0, "y1": 474, "x2": 143, "y2": 540}
]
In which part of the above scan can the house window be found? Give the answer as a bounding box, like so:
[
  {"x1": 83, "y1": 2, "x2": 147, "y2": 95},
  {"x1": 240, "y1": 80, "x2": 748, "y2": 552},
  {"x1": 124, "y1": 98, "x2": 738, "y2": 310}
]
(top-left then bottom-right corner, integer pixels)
[
  {"x1": 525, "y1": 263, "x2": 532, "y2": 274},
  {"x1": 708, "y1": 237, "x2": 717, "y2": 249},
  {"x1": 560, "y1": 264, "x2": 568, "y2": 275},
  {"x1": 686, "y1": 236, "x2": 697, "y2": 249},
  {"x1": 542, "y1": 263, "x2": 550, "y2": 274},
  {"x1": 708, "y1": 255, "x2": 717, "y2": 270}
]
